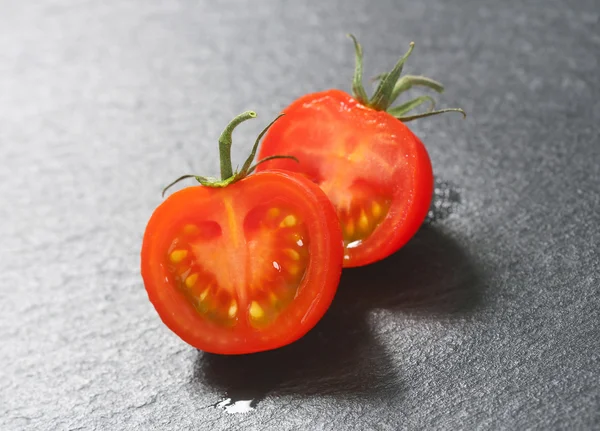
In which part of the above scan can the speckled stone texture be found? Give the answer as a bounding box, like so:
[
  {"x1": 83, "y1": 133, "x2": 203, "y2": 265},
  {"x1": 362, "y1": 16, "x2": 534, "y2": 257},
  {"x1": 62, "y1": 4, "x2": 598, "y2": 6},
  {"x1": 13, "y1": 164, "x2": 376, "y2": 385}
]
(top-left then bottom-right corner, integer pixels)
[{"x1": 1, "y1": 0, "x2": 599, "y2": 430}]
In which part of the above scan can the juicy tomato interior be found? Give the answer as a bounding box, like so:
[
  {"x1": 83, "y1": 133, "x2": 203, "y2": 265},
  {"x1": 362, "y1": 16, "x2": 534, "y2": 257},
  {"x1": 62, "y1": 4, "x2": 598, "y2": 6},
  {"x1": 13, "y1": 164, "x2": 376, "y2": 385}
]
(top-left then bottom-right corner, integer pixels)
[
  {"x1": 257, "y1": 89, "x2": 433, "y2": 267},
  {"x1": 141, "y1": 171, "x2": 343, "y2": 354},
  {"x1": 167, "y1": 204, "x2": 310, "y2": 329}
]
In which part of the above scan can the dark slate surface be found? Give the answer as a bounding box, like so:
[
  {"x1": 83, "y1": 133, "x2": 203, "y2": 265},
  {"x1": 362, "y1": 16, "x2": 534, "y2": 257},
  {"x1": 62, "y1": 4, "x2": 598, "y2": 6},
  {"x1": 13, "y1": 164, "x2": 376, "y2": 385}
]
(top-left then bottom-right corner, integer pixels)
[{"x1": 1, "y1": 0, "x2": 599, "y2": 430}]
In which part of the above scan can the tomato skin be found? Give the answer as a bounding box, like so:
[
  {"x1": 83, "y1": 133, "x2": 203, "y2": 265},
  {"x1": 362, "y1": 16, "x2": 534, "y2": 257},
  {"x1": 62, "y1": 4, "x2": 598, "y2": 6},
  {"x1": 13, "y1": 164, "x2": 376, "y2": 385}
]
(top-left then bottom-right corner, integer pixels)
[
  {"x1": 257, "y1": 89, "x2": 433, "y2": 268},
  {"x1": 141, "y1": 170, "x2": 343, "y2": 355}
]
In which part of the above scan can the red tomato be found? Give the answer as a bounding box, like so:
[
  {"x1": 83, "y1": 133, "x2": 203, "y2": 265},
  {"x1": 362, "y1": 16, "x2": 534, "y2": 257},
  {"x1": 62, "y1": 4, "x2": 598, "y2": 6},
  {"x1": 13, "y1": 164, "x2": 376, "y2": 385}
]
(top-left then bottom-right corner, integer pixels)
[
  {"x1": 257, "y1": 36, "x2": 464, "y2": 267},
  {"x1": 256, "y1": 91, "x2": 432, "y2": 267},
  {"x1": 141, "y1": 112, "x2": 343, "y2": 354}
]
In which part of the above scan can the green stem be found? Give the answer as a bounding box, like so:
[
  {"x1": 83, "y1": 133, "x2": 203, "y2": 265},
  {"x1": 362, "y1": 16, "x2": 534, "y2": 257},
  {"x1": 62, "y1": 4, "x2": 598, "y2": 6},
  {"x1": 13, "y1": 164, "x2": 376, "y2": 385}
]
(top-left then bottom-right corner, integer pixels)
[
  {"x1": 162, "y1": 174, "x2": 209, "y2": 197},
  {"x1": 369, "y1": 41, "x2": 414, "y2": 111},
  {"x1": 397, "y1": 108, "x2": 466, "y2": 122},
  {"x1": 240, "y1": 113, "x2": 285, "y2": 176},
  {"x1": 347, "y1": 36, "x2": 465, "y2": 120},
  {"x1": 247, "y1": 155, "x2": 299, "y2": 175},
  {"x1": 387, "y1": 95, "x2": 436, "y2": 118},
  {"x1": 348, "y1": 34, "x2": 369, "y2": 105},
  {"x1": 218, "y1": 111, "x2": 257, "y2": 180},
  {"x1": 391, "y1": 75, "x2": 444, "y2": 102},
  {"x1": 162, "y1": 111, "x2": 299, "y2": 196}
]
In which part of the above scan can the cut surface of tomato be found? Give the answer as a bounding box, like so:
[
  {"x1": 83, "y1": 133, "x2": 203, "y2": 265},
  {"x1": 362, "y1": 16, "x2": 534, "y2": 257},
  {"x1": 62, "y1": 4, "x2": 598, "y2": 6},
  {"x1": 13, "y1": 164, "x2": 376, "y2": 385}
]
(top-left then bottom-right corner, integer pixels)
[
  {"x1": 141, "y1": 170, "x2": 343, "y2": 354},
  {"x1": 257, "y1": 90, "x2": 434, "y2": 267}
]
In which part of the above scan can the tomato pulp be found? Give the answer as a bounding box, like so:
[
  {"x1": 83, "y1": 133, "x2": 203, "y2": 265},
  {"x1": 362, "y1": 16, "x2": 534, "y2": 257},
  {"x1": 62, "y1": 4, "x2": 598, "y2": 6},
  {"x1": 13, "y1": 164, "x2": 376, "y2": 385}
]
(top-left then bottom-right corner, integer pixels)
[{"x1": 141, "y1": 170, "x2": 343, "y2": 354}]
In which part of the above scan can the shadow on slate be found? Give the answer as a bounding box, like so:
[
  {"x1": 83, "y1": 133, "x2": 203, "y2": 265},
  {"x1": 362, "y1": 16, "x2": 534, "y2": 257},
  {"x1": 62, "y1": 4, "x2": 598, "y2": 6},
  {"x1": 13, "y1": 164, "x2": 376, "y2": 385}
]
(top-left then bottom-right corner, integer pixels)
[{"x1": 191, "y1": 198, "x2": 482, "y2": 407}]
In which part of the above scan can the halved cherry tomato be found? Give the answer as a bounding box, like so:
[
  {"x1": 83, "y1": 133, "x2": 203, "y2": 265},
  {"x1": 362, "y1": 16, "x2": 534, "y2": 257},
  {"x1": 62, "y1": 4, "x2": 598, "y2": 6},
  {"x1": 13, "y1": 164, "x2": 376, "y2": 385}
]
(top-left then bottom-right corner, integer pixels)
[
  {"x1": 141, "y1": 113, "x2": 343, "y2": 354},
  {"x1": 257, "y1": 36, "x2": 464, "y2": 267},
  {"x1": 257, "y1": 91, "x2": 433, "y2": 267}
]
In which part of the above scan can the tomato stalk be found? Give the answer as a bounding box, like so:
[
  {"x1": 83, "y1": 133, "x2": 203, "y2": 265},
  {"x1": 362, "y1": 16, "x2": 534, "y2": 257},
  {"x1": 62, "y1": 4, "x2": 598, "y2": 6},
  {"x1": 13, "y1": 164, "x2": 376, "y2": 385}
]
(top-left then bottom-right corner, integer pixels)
[
  {"x1": 348, "y1": 34, "x2": 466, "y2": 122},
  {"x1": 218, "y1": 111, "x2": 257, "y2": 180},
  {"x1": 162, "y1": 112, "x2": 298, "y2": 197}
]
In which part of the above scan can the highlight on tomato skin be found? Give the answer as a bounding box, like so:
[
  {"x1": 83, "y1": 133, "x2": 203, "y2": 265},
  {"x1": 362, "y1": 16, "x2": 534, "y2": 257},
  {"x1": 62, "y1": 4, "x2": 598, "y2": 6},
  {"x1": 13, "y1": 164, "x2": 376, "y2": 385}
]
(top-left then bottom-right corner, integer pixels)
[
  {"x1": 140, "y1": 112, "x2": 343, "y2": 355},
  {"x1": 256, "y1": 35, "x2": 464, "y2": 268}
]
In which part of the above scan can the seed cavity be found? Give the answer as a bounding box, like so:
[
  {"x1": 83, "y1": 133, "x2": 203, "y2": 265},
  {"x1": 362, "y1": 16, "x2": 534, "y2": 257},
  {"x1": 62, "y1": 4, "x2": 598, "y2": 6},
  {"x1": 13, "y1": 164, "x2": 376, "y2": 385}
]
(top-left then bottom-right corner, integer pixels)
[
  {"x1": 170, "y1": 249, "x2": 188, "y2": 263},
  {"x1": 288, "y1": 264, "x2": 300, "y2": 276},
  {"x1": 341, "y1": 198, "x2": 391, "y2": 247},
  {"x1": 284, "y1": 248, "x2": 300, "y2": 261},
  {"x1": 171, "y1": 205, "x2": 310, "y2": 327},
  {"x1": 267, "y1": 207, "x2": 281, "y2": 218},
  {"x1": 183, "y1": 224, "x2": 199, "y2": 235}
]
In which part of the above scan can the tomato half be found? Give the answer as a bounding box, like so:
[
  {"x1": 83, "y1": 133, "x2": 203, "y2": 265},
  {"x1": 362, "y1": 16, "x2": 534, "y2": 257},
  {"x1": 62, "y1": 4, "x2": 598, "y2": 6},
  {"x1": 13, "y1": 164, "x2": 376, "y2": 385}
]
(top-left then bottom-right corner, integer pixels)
[
  {"x1": 256, "y1": 90, "x2": 434, "y2": 267},
  {"x1": 141, "y1": 170, "x2": 343, "y2": 354}
]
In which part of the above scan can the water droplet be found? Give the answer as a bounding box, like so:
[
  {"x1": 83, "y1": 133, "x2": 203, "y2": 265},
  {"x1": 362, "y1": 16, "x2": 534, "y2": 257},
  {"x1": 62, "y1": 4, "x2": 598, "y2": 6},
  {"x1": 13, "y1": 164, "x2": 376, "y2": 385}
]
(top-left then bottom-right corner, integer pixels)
[
  {"x1": 213, "y1": 397, "x2": 255, "y2": 414},
  {"x1": 346, "y1": 240, "x2": 362, "y2": 249}
]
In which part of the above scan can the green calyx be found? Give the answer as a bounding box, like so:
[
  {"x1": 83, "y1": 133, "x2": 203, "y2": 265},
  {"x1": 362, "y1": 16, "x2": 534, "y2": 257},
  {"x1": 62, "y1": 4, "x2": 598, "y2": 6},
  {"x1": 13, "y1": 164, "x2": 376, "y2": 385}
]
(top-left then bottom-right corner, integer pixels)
[
  {"x1": 348, "y1": 34, "x2": 466, "y2": 122},
  {"x1": 162, "y1": 111, "x2": 297, "y2": 197}
]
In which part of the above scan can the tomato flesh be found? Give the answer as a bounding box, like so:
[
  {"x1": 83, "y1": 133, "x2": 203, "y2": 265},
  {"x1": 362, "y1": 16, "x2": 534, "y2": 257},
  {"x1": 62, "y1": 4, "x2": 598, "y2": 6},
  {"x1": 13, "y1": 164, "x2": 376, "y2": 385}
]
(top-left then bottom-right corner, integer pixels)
[
  {"x1": 257, "y1": 90, "x2": 433, "y2": 267},
  {"x1": 166, "y1": 203, "x2": 310, "y2": 328},
  {"x1": 141, "y1": 170, "x2": 343, "y2": 354}
]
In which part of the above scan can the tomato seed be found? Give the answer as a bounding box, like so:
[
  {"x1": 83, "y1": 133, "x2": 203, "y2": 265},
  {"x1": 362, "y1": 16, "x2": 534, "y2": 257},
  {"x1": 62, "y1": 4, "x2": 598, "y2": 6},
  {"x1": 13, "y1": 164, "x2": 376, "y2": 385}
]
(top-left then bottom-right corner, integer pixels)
[
  {"x1": 170, "y1": 249, "x2": 188, "y2": 263},
  {"x1": 280, "y1": 215, "x2": 297, "y2": 227},
  {"x1": 184, "y1": 273, "x2": 198, "y2": 288}
]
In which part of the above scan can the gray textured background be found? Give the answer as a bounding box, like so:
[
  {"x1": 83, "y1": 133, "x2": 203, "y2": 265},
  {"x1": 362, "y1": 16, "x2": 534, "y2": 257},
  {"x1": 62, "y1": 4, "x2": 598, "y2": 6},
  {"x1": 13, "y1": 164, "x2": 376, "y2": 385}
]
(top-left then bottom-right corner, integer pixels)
[{"x1": 1, "y1": 0, "x2": 599, "y2": 430}]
